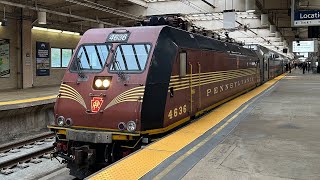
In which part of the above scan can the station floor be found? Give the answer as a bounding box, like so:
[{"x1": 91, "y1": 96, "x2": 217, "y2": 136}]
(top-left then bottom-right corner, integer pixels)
[
  {"x1": 0, "y1": 86, "x2": 59, "y2": 109},
  {"x1": 89, "y1": 69, "x2": 320, "y2": 180},
  {"x1": 183, "y1": 70, "x2": 320, "y2": 179}
]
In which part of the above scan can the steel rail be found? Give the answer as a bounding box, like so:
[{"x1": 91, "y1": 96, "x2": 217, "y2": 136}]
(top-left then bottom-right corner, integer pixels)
[
  {"x1": 0, "y1": 132, "x2": 54, "y2": 153},
  {"x1": 0, "y1": 146, "x2": 54, "y2": 170}
]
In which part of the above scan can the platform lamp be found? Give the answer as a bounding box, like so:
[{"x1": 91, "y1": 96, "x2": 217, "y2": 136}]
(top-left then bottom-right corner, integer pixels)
[
  {"x1": 245, "y1": 0, "x2": 256, "y2": 12},
  {"x1": 261, "y1": 14, "x2": 268, "y2": 27},
  {"x1": 283, "y1": 39, "x2": 287, "y2": 47},
  {"x1": 38, "y1": 11, "x2": 46, "y2": 25},
  {"x1": 270, "y1": 25, "x2": 276, "y2": 34}
]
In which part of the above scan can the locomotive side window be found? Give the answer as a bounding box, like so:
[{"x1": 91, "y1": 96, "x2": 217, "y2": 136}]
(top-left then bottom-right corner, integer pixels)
[
  {"x1": 179, "y1": 52, "x2": 187, "y2": 77},
  {"x1": 70, "y1": 44, "x2": 111, "y2": 72},
  {"x1": 110, "y1": 44, "x2": 151, "y2": 73}
]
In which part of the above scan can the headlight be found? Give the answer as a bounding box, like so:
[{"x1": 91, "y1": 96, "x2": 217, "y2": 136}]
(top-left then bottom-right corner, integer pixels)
[
  {"x1": 57, "y1": 116, "x2": 65, "y2": 126},
  {"x1": 95, "y1": 79, "x2": 103, "y2": 88},
  {"x1": 103, "y1": 79, "x2": 110, "y2": 88},
  {"x1": 127, "y1": 121, "x2": 136, "y2": 132},
  {"x1": 93, "y1": 76, "x2": 112, "y2": 90}
]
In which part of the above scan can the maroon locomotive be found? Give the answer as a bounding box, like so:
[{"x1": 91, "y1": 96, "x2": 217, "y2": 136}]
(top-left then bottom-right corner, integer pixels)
[{"x1": 48, "y1": 25, "x2": 277, "y2": 178}]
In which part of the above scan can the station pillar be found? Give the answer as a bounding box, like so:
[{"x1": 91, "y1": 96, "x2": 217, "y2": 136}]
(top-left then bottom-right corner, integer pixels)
[{"x1": 22, "y1": 20, "x2": 33, "y2": 89}]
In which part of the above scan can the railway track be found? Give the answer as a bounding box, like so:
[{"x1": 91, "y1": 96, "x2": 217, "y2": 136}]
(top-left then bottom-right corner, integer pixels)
[
  {"x1": 0, "y1": 132, "x2": 54, "y2": 153},
  {"x1": 0, "y1": 132, "x2": 55, "y2": 172}
]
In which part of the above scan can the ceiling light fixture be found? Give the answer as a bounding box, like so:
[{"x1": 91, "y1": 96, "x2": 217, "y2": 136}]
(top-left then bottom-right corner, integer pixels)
[
  {"x1": 32, "y1": 26, "x2": 80, "y2": 36},
  {"x1": 1, "y1": 6, "x2": 7, "y2": 26},
  {"x1": 38, "y1": 11, "x2": 46, "y2": 25}
]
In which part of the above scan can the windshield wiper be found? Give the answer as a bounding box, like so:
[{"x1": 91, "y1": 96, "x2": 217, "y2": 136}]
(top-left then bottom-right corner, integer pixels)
[
  {"x1": 75, "y1": 52, "x2": 85, "y2": 78},
  {"x1": 112, "y1": 51, "x2": 125, "y2": 80},
  {"x1": 115, "y1": 60, "x2": 125, "y2": 80}
]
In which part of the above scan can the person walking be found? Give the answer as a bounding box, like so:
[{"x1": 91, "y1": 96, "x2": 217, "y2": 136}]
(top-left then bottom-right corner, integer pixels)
[{"x1": 302, "y1": 62, "x2": 306, "y2": 74}]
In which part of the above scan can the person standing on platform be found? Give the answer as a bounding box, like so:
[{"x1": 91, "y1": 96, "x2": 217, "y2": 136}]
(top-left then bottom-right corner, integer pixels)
[
  {"x1": 307, "y1": 63, "x2": 311, "y2": 73},
  {"x1": 302, "y1": 62, "x2": 306, "y2": 74},
  {"x1": 289, "y1": 63, "x2": 291, "y2": 73}
]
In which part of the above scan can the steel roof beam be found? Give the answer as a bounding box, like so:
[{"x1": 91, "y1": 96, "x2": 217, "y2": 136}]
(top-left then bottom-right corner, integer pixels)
[
  {"x1": 126, "y1": 0, "x2": 148, "y2": 8},
  {"x1": 65, "y1": 0, "x2": 142, "y2": 21},
  {"x1": 0, "y1": 0, "x2": 118, "y2": 26}
]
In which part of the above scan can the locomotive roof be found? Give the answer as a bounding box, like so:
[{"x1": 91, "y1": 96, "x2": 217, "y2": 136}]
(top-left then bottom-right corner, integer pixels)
[{"x1": 80, "y1": 25, "x2": 256, "y2": 57}]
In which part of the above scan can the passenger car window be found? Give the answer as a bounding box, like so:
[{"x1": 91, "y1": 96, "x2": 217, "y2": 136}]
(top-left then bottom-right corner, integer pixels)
[{"x1": 110, "y1": 44, "x2": 151, "y2": 73}]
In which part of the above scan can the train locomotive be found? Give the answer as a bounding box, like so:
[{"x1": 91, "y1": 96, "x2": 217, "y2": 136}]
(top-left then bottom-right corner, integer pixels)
[{"x1": 48, "y1": 25, "x2": 286, "y2": 178}]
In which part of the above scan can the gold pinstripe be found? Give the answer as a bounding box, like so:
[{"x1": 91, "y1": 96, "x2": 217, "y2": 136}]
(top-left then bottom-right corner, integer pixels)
[
  {"x1": 169, "y1": 68, "x2": 256, "y2": 80},
  {"x1": 59, "y1": 89, "x2": 83, "y2": 101},
  {"x1": 59, "y1": 94, "x2": 86, "y2": 108},
  {"x1": 60, "y1": 84, "x2": 83, "y2": 98},
  {"x1": 113, "y1": 89, "x2": 145, "y2": 100},
  {"x1": 168, "y1": 69, "x2": 256, "y2": 87},
  {"x1": 168, "y1": 69, "x2": 257, "y2": 92},
  {"x1": 113, "y1": 94, "x2": 144, "y2": 104},
  {"x1": 58, "y1": 84, "x2": 87, "y2": 109},
  {"x1": 169, "y1": 72, "x2": 254, "y2": 88},
  {"x1": 105, "y1": 86, "x2": 145, "y2": 110}
]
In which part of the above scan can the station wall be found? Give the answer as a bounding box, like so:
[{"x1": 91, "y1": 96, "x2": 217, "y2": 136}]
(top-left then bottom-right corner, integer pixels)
[
  {"x1": 0, "y1": 19, "x2": 19, "y2": 90},
  {"x1": 0, "y1": 19, "x2": 81, "y2": 90},
  {"x1": 32, "y1": 30, "x2": 80, "y2": 87}
]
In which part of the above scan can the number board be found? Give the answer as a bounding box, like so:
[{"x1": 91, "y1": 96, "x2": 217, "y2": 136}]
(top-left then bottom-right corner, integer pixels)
[{"x1": 107, "y1": 33, "x2": 130, "y2": 42}]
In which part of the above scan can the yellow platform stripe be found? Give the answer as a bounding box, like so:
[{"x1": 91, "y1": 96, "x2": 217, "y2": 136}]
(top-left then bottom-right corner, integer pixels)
[
  {"x1": 88, "y1": 74, "x2": 286, "y2": 180},
  {"x1": 0, "y1": 95, "x2": 57, "y2": 106}
]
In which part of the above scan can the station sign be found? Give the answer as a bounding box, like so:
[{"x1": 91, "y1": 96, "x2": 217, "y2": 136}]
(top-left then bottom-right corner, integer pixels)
[
  {"x1": 36, "y1": 42, "x2": 50, "y2": 76},
  {"x1": 294, "y1": 10, "x2": 320, "y2": 26},
  {"x1": 292, "y1": 40, "x2": 318, "y2": 52}
]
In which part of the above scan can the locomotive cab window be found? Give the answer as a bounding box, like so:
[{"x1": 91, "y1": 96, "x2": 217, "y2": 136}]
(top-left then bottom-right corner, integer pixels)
[
  {"x1": 109, "y1": 44, "x2": 151, "y2": 73},
  {"x1": 70, "y1": 44, "x2": 112, "y2": 72},
  {"x1": 179, "y1": 52, "x2": 187, "y2": 77}
]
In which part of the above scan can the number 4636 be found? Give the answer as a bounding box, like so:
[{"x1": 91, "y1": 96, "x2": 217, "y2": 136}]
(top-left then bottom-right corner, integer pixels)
[{"x1": 168, "y1": 105, "x2": 187, "y2": 119}]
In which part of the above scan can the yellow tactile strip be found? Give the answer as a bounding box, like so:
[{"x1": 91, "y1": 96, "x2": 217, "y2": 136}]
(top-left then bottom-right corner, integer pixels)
[
  {"x1": 0, "y1": 95, "x2": 56, "y2": 106},
  {"x1": 89, "y1": 74, "x2": 286, "y2": 180}
]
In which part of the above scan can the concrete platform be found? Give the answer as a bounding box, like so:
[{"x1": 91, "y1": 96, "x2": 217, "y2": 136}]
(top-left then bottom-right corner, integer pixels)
[
  {"x1": 0, "y1": 86, "x2": 59, "y2": 111},
  {"x1": 183, "y1": 70, "x2": 320, "y2": 180},
  {"x1": 0, "y1": 86, "x2": 59, "y2": 143}
]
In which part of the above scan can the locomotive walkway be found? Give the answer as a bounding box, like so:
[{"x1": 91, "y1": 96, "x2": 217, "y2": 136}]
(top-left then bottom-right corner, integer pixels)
[{"x1": 89, "y1": 69, "x2": 320, "y2": 180}]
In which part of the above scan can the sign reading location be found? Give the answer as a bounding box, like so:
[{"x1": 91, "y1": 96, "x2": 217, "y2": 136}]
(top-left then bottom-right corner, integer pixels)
[{"x1": 294, "y1": 10, "x2": 320, "y2": 26}]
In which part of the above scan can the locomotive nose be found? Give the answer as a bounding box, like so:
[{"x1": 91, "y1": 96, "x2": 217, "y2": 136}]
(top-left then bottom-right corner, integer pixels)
[{"x1": 92, "y1": 76, "x2": 112, "y2": 90}]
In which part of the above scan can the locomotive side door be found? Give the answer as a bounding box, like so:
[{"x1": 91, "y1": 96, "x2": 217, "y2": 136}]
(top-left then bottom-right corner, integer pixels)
[{"x1": 186, "y1": 49, "x2": 200, "y2": 116}]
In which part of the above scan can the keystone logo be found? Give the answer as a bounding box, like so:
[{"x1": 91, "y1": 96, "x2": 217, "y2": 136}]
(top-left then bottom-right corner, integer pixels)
[{"x1": 91, "y1": 97, "x2": 103, "y2": 113}]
